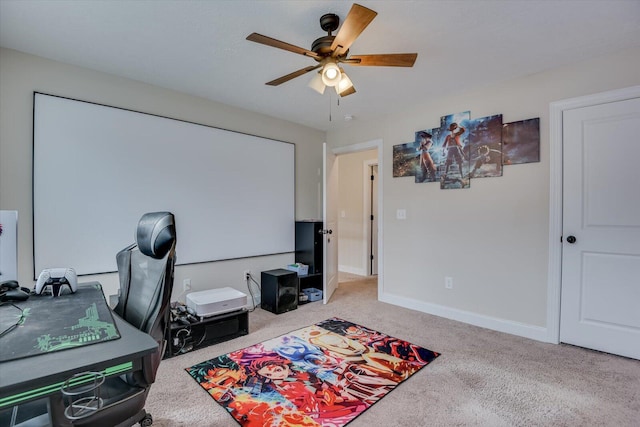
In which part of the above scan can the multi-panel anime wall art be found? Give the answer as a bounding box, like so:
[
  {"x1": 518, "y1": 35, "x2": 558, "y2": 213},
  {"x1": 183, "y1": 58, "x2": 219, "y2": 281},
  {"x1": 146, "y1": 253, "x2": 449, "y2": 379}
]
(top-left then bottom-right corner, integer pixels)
[
  {"x1": 502, "y1": 117, "x2": 541, "y2": 165},
  {"x1": 393, "y1": 112, "x2": 540, "y2": 190}
]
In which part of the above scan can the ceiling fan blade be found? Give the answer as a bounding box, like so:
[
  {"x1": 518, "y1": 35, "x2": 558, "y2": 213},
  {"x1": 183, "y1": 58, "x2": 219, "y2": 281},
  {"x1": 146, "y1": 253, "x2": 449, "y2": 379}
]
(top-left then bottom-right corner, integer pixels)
[
  {"x1": 331, "y1": 4, "x2": 377, "y2": 57},
  {"x1": 347, "y1": 53, "x2": 418, "y2": 67},
  {"x1": 247, "y1": 33, "x2": 319, "y2": 59},
  {"x1": 266, "y1": 65, "x2": 322, "y2": 86}
]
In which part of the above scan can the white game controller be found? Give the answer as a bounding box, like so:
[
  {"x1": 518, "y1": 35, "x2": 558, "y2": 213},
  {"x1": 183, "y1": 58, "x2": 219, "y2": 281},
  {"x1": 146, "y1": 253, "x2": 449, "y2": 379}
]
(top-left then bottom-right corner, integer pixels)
[{"x1": 35, "y1": 267, "x2": 77, "y2": 296}]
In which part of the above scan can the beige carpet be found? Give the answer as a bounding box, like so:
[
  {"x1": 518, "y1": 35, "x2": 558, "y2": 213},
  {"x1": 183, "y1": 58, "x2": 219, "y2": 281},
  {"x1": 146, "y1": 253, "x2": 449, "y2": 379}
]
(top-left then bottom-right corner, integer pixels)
[{"x1": 146, "y1": 277, "x2": 640, "y2": 426}]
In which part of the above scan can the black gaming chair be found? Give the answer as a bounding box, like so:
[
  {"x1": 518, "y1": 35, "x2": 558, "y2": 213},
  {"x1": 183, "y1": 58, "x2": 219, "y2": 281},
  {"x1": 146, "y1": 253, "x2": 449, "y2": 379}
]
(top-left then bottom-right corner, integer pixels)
[{"x1": 64, "y1": 212, "x2": 176, "y2": 427}]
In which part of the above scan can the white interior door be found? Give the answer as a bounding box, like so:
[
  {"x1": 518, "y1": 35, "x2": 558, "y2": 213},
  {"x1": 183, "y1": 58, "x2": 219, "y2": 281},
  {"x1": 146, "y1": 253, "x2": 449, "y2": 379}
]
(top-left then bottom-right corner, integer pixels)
[
  {"x1": 560, "y1": 96, "x2": 640, "y2": 359},
  {"x1": 323, "y1": 143, "x2": 339, "y2": 304}
]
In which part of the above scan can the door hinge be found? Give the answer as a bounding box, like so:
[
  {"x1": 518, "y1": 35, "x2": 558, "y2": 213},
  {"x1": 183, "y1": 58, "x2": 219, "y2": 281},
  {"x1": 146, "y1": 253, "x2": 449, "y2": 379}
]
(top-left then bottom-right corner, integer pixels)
[
  {"x1": 370, "y1": 215, "x2": 374, "y2": 221},
  {"x1": 371, "y1": 175, "x2": 374, "y2": 181}
]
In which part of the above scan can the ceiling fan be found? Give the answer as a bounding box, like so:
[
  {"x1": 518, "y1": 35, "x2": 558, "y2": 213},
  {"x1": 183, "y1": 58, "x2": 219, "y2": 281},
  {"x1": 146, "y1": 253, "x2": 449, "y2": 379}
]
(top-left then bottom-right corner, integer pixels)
[{"x1": 246, "y1": 3, "x2": 417, "y2": 97}]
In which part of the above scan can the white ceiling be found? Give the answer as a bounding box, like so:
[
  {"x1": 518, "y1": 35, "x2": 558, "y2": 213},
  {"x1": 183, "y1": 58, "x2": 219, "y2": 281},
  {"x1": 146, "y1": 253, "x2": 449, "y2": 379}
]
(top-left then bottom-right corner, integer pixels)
[{"x1": 1, "y1": 0, "x2": 639, "y2": 131}]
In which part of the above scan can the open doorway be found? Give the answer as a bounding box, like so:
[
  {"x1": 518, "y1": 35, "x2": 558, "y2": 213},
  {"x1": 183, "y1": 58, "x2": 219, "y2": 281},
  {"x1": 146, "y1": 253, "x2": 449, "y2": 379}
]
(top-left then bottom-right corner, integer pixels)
[{"x1": 333, "y1": 145, "x2": 380, "y2": 292}]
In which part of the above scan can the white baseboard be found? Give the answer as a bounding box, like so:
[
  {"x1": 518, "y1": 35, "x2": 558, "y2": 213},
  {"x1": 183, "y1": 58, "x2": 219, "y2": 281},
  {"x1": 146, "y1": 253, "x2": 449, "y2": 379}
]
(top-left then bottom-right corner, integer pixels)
[
  {"x1": 338, "y1": 265, "x2": 367, "y2": 277},
  {"x1": 379, "y1": 291, "x2": 550, "y2": 343}
]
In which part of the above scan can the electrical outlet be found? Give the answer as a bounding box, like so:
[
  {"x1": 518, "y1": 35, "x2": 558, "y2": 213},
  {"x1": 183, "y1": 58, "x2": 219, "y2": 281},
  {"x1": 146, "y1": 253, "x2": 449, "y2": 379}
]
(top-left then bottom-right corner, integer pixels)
[
  {"x1": 183, "y1": 278, "x2": 191, "y2": 292},
  {"x1": 445, "y1": 276, "x2": 453, "y2": 289},
  {"x1": 244, "y1": 270, "x2": 251, "y2": 281}
]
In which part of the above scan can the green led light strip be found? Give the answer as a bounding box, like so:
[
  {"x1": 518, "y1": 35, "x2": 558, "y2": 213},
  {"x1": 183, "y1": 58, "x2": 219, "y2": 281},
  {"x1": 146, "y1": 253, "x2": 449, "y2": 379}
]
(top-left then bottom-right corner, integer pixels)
[{"x1": 0, "y1": 362, "x2": 132, "y2": 409}]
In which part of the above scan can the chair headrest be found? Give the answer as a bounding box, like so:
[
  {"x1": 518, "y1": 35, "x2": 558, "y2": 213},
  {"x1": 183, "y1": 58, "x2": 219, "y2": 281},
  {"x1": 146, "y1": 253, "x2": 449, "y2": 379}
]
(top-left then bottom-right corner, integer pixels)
[{"x1": 136, "y1": 212, "x2": 176, "y2": 259}]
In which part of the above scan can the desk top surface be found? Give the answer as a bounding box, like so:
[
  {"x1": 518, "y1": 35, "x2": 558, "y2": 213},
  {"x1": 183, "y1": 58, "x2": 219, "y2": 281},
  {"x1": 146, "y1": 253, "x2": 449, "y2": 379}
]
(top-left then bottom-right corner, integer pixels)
[
  {"x1": 0, "y1": 282, "x2": 121, "y2": 362},
  {"x1": 0, "y1": 282, "x2": 157, "y2": 401}
]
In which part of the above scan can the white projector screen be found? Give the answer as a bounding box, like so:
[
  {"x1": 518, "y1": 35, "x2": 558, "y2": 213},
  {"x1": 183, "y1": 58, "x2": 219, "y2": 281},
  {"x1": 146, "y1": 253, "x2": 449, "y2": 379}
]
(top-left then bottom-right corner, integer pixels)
[{"x1": 33, "y1": 93, "x2": 295, "y2": 277}]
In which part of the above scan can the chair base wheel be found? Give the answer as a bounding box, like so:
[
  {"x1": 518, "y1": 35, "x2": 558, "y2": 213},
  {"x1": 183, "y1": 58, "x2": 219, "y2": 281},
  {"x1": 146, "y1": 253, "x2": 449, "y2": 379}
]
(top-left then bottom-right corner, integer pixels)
[{"x1": 140, "y1": 413, "x2": 153, "y2": 426}]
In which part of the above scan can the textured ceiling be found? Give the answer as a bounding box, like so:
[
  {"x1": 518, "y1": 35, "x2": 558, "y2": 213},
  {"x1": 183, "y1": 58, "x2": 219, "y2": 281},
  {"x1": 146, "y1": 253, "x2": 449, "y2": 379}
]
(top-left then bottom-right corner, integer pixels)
[{"x1": 1, "y1": 0, "x2": 639, "y2": 131}]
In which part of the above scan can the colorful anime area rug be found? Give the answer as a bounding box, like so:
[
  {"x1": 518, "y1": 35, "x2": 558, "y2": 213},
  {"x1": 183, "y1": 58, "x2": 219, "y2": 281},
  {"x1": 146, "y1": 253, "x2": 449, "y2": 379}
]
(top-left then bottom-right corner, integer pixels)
[{"x1": 186, "y1": 317, "x2": 440, "y2": 426}]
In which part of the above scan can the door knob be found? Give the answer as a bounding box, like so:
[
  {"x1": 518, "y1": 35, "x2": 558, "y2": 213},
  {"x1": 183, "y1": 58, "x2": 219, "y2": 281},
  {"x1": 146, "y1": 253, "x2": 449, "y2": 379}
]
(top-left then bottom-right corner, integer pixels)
[{"x1": 566, "y1": 235, "x2": 577, "y2": 244}]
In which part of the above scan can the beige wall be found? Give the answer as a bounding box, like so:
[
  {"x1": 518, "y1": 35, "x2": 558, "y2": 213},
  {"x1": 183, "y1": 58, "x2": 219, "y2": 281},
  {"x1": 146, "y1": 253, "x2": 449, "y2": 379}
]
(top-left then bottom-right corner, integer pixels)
[
  {"x1": 0, "y1": 47, "x2": 325, "y2": 301},
  {"x1": 337, "y1": 149, "x2": 377, "y2": 275},
  {"x1": 327, "y1": 47, "x2": 640, "y2": 340},
  {"x1": 4, "y1": 44, "x2": 639, "y2": 342}
]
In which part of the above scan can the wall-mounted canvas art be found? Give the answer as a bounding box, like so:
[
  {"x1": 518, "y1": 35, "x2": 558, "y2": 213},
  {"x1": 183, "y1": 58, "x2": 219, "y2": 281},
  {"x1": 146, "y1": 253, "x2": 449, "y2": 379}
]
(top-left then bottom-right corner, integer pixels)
[
  {"x1": 502, "y1": 118, "x2": 540, "y2": 164},
  {"x1": 392, "y1": 141, "x2": 419, "y2": 177},
  {"x1": 394, "y1": 111, "x2": 539, "y2": 191},
  {"x1": 467, "y1": 114, "x2": 503, "y2": 178},
  {"x1": 438, "y1": 112, "x2": 471, "y2": 189},
  {"x1": 414, "y1": 129, "x2": 438, "y2": 183}
]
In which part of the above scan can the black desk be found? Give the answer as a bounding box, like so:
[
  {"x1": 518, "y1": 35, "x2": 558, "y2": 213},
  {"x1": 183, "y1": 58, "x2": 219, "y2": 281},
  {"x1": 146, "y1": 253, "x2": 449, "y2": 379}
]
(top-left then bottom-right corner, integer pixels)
[{"x1": 0, "y1": 282, "x2": 158, "y2": 416}]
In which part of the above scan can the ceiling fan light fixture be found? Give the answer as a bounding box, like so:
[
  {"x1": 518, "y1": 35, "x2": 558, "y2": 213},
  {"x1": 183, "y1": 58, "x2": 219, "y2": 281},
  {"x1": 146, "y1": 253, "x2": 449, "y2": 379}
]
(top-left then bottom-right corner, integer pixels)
[
  {"x1": 321, "y1": 61, "x2": 341, "y2": 87},
  {"x1": 335, "y1": 69, "x2": 354, "y2": 96},
  {"x1": 308, "y1": 72, "x2": 326, "y2": 94}
]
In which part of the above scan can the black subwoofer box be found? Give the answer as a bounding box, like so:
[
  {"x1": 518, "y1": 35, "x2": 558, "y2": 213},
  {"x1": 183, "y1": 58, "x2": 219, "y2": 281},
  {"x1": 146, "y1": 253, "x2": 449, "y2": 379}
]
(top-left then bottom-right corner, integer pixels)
[{"x1": 261, "y1": 268, "x2": 298, "y2": 314}]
